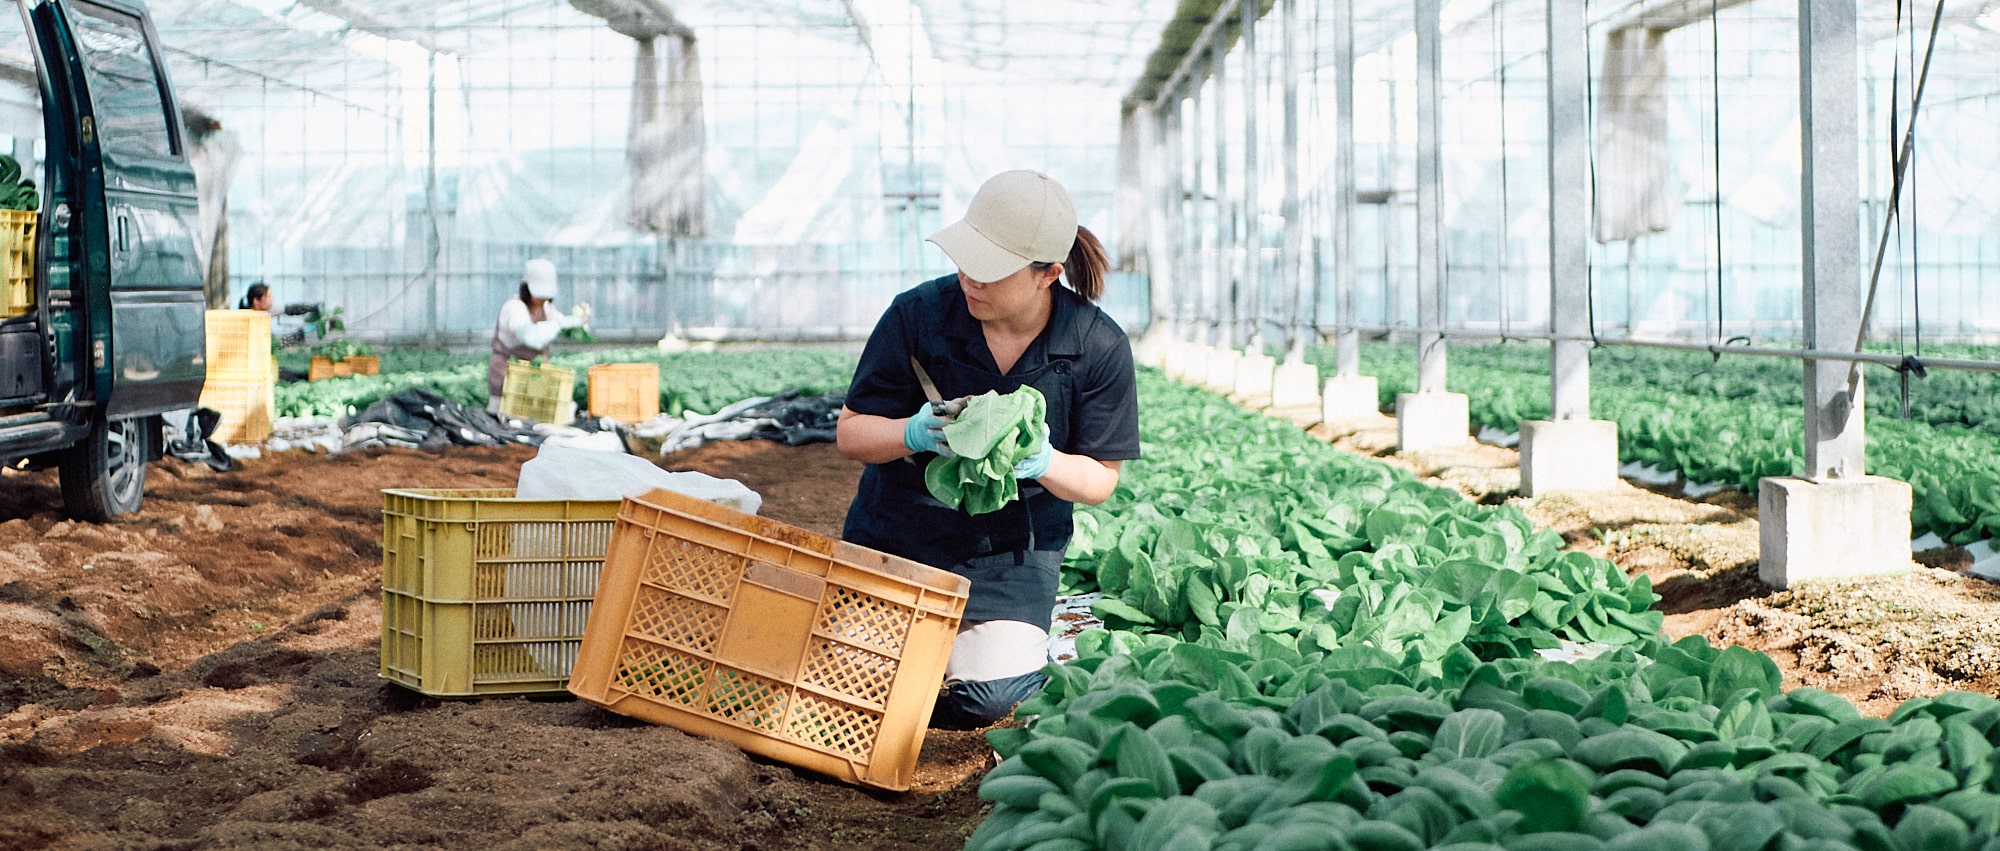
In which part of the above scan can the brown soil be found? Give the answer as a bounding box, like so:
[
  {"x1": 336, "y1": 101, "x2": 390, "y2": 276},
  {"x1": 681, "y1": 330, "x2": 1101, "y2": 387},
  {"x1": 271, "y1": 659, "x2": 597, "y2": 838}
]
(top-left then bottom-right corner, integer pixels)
[
  {"x1": 0, "y1": 441, "x2": 990, "y2": 851},
  {"x1": 3, "y1": 408, "x2": 1995, "y2": 849}
]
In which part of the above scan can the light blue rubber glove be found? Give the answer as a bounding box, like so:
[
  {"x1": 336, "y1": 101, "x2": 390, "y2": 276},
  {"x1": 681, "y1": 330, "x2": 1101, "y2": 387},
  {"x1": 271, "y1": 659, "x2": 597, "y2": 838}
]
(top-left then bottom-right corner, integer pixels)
[
  {"x1": 904, "y1": 404, "x2": 955, "y2": 457},
  {"x1": 1012, "y1": 425, "x2": 1053, "y2": 479}
]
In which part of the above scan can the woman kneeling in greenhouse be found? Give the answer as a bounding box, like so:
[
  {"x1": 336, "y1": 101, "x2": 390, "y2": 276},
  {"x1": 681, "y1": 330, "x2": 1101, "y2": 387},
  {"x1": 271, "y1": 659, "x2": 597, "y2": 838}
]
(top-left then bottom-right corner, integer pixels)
[{"x1": 836, "y1": 170, "x2": 1140, "y2": 729}]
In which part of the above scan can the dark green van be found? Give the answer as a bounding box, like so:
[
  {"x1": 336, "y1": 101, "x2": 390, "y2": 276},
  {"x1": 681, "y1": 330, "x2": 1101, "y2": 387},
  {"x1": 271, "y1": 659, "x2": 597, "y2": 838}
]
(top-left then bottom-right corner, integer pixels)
[{"x1": 0, "y1": 0, "x2": 204, "y2": 521}]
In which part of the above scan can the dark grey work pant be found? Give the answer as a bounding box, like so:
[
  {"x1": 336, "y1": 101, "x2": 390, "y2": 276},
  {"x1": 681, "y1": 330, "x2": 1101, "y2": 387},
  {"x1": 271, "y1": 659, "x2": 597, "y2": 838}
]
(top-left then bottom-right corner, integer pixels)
[{"x1": 930, "y1": 670, "x2": 1049, "y2": 730}]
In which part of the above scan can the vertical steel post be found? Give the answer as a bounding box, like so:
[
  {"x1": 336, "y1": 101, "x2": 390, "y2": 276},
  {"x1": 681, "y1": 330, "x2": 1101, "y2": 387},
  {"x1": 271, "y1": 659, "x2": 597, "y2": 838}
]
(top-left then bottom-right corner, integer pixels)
[
  {"x1": 1242, "y1": 0, "x2": 1260, "y2": 350},
  {"x1": 1415, "y1": 0, "x2": 1446, "y2": 392},
  {"x1": 1213, "y1": 40, "x2": 1233, "y2": 347},
  {"x1": 1335, "y1": 0, "x2": 1358, "y2": 376},
  {"x1": 1145, "y1": 103, "x2": 1175, "y2": 335},
  {"x1": 1548, "y1": 0, "x2": 1590, "y2": 420},
  {"x1": 425, "y1": 50, "x2": 440, "y2": 345},
  {"x1": 1280, "y1": 0, "x2": 1303, "y2": 356},
  {"x1": 1173, "y1": 104, "x2": 1192, "y2": 338},
  {"x1": 1190, "y1": 83, "x2": 1208, "y2": 343},
  {"x1": 1799, "y1": 0, "x2": 1865, "y2": 479}
]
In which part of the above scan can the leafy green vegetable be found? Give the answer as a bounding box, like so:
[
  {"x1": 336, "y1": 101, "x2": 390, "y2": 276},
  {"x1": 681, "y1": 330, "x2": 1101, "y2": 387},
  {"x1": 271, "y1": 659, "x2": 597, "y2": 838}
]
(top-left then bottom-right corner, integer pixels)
[{"x1": 926, "y1": 386, "x2": 1046, "y2": 515}]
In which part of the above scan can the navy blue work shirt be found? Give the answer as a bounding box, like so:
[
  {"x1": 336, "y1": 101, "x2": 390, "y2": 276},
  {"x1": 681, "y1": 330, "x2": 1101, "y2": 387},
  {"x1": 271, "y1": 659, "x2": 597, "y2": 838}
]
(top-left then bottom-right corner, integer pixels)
[{"x1": 841, "y1": 274, "x2": 1140, "y2": 621}]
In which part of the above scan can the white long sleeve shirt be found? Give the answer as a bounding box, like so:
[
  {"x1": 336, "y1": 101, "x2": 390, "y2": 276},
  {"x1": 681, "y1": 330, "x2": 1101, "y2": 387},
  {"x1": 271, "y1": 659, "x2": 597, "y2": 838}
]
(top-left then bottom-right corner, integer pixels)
[{"x1": 495, "y1": 298, "x2": 571, "y2": 352}]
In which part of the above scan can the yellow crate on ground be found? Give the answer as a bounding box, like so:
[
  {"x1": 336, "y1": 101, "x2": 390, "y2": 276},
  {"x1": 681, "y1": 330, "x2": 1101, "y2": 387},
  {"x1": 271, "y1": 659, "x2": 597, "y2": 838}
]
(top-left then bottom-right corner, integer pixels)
[
  {"x1": 500, "y1": 359, "x2": 575, "y2": 424},
  {"x1": 197, "y1": 370, "x2": 274, "y2": 444},
  {"x1": 379, "y1": 488, "x2": 623, "y2": 698},
  {"x1": 587, "y1": 362, "x2": 660, "y2": 423},
  {"x1": 203, "y1": 309, "x2": 273, "y2": 384},
  {"x1": 568, "y1": 487, "x2": 970, "y2": 792},
  {"x1": 0, "y1": 208, "x2": 35, "y2": 317}
]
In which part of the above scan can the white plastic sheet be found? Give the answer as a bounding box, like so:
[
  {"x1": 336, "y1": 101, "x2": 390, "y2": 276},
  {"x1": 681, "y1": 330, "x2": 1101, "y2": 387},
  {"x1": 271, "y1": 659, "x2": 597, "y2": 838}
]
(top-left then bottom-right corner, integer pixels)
[{"x1": 515, "y1": 443, "x2": 761, "y2": 514}]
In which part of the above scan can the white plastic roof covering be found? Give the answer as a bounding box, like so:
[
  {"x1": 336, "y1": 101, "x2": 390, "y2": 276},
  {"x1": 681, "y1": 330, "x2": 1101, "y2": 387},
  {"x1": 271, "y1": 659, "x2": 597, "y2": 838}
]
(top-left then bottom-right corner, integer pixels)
[{"x1": 6, "y1": 0, "x2": 1992, "y2": 341}]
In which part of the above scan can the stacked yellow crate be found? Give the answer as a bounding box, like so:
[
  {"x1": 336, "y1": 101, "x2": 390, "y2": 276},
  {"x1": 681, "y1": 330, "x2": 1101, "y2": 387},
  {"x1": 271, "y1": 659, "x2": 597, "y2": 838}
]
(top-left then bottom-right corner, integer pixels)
[
  {"x1": 0, "y1": 208, "x2": 36, "y2": 317},
  {"x1": 198, "y1": 310, "x2": 275, "y2": 443}
]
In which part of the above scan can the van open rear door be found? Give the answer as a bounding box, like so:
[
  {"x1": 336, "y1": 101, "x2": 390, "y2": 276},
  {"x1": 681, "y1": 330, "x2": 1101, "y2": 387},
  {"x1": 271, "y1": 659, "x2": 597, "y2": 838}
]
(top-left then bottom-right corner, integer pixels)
[
  {"x1": 25, "y1": 0, "x2": 203, "y2": 520},
  {"x1": 34, "y1": 0, "x2": 202, "y2": 417}
]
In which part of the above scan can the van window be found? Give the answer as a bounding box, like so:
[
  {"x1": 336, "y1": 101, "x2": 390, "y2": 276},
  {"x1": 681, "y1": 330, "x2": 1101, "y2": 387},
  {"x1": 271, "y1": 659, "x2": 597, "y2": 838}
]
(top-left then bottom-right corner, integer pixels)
[
  {"x1": 68, "y1": 2, "x2": 172, "y2": 159},
  {"x1": 0, "y1": 4, "x2": 44, "y2": 178}
]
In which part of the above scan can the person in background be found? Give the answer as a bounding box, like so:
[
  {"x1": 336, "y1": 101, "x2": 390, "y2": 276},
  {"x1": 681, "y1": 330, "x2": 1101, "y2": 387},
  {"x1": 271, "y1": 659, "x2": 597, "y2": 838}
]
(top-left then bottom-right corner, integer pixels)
[
  {"x1": 488, "y1": 257, "x2": 587, "y2": 412},
  {"x1": 238, "y1": 281, "x2": 272, "y2": 312},
  {"x1": 835, "y1": 170, "x2": 1140, "y2": 729}
]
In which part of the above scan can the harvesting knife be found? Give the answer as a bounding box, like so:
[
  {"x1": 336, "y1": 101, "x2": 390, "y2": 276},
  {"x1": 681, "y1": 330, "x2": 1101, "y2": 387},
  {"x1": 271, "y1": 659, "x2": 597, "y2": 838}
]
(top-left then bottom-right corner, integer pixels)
[{"x1": 910, "y1": 357, "x2": 969, "y2": 419}]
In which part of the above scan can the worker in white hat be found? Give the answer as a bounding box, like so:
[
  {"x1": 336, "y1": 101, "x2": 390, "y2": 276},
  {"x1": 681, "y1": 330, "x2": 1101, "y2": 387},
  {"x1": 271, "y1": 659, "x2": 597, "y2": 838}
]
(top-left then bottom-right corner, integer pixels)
[
  {"x1": 834, "y1": 169, "x2": 1141, "y2": 729},
  {"x1": 487, "y1": 257, "x2": 588, "y2": 411}
]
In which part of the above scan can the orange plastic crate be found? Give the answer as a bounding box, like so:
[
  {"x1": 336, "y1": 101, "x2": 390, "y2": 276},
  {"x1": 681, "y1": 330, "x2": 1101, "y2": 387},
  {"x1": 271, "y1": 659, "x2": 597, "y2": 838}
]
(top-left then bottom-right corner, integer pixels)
[
  {"x1": 0, "y1": 209, "x2": 34, "y2": 318},
  {"x1": 379, "y1": 488, "x2": 621, "y2": 697},
  {"x1": 204, "y1": 309, "x2": 274, "y2": 384},
  {"x1": 568, "y1": 487, "x2": 969, "y2": 791},
  {"x1": 587, "y1": 362, "x2": 660, "y2": 423},
  {"x1": 308, "y1": 354, "x2": 378, "y2": 381}
]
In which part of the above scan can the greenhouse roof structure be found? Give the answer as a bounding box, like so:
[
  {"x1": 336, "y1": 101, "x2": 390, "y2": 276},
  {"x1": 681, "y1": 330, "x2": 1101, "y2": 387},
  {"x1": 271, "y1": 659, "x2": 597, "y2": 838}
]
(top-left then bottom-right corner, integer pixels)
[{"x1": 0, "y1": 0, "x2": 1992, "y2": 345}]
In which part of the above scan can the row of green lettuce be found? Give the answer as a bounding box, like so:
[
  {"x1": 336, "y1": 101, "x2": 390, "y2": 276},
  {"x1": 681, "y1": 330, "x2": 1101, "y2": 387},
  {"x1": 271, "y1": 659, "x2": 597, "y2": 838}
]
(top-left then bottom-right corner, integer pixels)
[
  {"x1": 971, "y1": 371, "x2": 1999, "y2": 851},
  {"x1": 1304, "y1": 342, "x2": 2000, "y2": 545},
  {"x1": 271, "y1": 346, "x2": 856, "y2": 421}
]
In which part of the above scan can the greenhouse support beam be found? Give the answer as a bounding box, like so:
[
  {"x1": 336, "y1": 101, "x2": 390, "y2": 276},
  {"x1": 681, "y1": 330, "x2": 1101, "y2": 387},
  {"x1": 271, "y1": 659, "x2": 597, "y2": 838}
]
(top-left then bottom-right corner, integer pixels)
[
  {"x1": 1796, "y1": 0, "x2": 1865, "y2": 481},
  {"x1": 1146, "y1": 104, "x2": 1177, "y2": 337},
  {"x1": 1241, "y1": 0, "x2": 1260, "y2": 351},
  {"x1": 1213, "y1": 42, "x2": 1233, "y2": 349},
  {"x1": 1413, "y1": 0, "x2": 1447, "y2": 395},
  {"x1": 1171, "y1": 105, "x2": 1192, "y2": 340},
  {"x1": 1545, "y1": 0, "x2": 1591, "y2": 424},
  {"x1": 1399, "y1": 0, "x2": 1467, "y2": 452},
  {"x1": 1152, "y1": 0, "x2": 1244, "y2": 112},
  {"x1": 1332, "y1": 0, "x2": 1359, "y2": 378},
  {"x1": 1521, "y1": 0, "x2": 1618, "y2": 496},
  {"x1": 1279, "y1": 0, "x2": 1304, "y2": 358},
  {"x1": 1189, "y1": 83, "x2": 1208, "y2": 342}
]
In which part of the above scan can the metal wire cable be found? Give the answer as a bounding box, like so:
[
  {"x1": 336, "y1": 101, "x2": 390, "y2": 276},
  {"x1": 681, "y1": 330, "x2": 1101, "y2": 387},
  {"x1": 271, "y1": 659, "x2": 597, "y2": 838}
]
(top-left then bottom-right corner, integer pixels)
[{"x1": 1853, "y1": 0, "x2": 1947, "y2": 399}]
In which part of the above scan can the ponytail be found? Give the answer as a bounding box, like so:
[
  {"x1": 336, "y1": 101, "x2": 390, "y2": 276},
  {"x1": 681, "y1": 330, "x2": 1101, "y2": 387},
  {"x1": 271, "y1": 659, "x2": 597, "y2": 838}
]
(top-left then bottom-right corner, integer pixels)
[
  {"x1": 1061, "y1": 225, "x2": 1108, "y2": 302},
  {"x1": 518, "y1": 282, "x2": 535, "y2": 304}
]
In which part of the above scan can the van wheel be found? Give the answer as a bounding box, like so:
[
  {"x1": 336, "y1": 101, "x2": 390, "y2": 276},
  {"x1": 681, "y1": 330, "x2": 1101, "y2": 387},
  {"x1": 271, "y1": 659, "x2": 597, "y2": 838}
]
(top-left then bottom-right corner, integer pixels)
[{"x1": 60, "y1": 414, "x2": 149, "y2": 522}]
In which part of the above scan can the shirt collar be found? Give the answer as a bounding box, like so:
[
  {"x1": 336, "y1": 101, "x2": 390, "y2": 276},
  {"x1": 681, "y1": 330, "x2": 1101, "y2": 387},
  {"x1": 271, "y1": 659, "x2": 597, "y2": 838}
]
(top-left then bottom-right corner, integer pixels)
[{"x1": 940, "y1": 274, "x2": 1088, "y2": 359}]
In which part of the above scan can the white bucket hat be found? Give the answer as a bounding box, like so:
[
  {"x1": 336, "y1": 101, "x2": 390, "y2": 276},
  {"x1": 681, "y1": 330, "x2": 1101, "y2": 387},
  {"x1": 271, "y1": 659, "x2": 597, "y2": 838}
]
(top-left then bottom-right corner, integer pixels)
[
  {"x1": 524, "y1": 258, "x2": 558, "y2": 299},
  {"x1": 927, "y1": 170, "x2": 1077, "y2": 283}
]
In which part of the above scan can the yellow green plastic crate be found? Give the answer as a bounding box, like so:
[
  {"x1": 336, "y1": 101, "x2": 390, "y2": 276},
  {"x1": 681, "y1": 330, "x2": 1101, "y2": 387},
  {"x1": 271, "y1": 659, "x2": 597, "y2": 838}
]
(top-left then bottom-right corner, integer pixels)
[
  {"x1": 500, "y1": 360, "x2": 576, "y2": 424},
  {"x1": 379, "y1": 488, "x2": 620, "y2": 697},
  {"x1": 0, "y1": 208, "x2": 34, "y2": 318}
]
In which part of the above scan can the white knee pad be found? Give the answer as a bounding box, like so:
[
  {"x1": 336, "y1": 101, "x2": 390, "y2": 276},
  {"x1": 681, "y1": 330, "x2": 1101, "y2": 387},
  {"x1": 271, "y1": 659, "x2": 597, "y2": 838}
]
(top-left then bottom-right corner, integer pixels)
[{"x1": 944, "y1": 620, "x2": 1051, "y2": 684}]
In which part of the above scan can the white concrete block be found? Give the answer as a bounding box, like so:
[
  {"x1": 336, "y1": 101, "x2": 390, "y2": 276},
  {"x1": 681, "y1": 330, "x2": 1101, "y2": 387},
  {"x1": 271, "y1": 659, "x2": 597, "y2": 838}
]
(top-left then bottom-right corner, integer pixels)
[
  {"x1": 1759, "y1": 475, "x2": 1914, "y2": 589},
  {"x1": 1271, "y1": 361, "x2": 1321, "y2": 410},
  {"x1": 1519, "y1": 419, "x2": 1620, "y2": 495},
  {"x1": 1204, "y1": 349, "x2": 1243, "y2": 393},
  {"x1": 1233, "y1": 353, "x2": 1276, "y2": 407},
  {"x1": 1322, "y1": 375, "x2": 1381, "y2": 422},
  {"x1": 1395, "y1": 392, "x2": 1470, "y2": 452},
  {"x1": 1166, "y1": 342, "x2": 1204, "y2": 382},
  {"x1": 1133, "y1": 329, "x2": 1173, "y2": 370},
  {"x1": 1160, "y1": 341, "x2": 1184, "y2": 379}
]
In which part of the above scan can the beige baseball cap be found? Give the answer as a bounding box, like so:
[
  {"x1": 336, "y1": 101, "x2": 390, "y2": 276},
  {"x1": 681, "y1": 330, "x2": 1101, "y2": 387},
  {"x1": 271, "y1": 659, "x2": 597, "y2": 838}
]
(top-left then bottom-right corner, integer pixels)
[
  {"x1": 524, "y1": 257, "x2": 558, "y2": 299},
  {"x1": 927, "y1": 170, "x2": 1077, "y2": 283}
]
